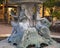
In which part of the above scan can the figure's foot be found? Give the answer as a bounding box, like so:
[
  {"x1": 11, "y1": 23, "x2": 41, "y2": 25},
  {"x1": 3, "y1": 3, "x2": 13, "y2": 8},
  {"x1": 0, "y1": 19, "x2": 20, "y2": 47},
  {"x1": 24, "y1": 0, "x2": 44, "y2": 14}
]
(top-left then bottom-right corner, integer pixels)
[{"x1": 8, "y1": 41, "x2": 11, "y2": 43}]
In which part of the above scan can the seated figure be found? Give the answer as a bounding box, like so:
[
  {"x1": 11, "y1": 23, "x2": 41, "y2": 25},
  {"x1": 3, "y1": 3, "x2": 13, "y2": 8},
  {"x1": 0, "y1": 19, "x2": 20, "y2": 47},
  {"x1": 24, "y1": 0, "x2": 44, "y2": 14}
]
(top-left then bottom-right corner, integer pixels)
[
  {"x1": 36, "y1": 18, "x2": 57, "y2": 45},
  {"x1": 8, "y1": 5, "x2": 30, "y2": 45}
]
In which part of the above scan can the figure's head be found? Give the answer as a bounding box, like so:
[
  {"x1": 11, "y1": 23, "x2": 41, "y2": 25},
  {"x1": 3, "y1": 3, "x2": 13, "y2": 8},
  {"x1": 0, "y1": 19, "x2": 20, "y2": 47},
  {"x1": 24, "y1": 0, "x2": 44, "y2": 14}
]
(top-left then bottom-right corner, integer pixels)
[{"x1": 21, "y1": 4, "x2": 26, "y2": 10}]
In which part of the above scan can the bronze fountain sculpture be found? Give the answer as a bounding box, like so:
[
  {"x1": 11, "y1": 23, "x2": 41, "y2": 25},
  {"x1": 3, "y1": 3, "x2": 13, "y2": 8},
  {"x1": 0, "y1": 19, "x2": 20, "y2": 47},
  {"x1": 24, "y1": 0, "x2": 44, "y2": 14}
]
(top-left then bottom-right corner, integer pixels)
[{"x1": 0, "y1": 0, "x2": 60, "y2": 48}]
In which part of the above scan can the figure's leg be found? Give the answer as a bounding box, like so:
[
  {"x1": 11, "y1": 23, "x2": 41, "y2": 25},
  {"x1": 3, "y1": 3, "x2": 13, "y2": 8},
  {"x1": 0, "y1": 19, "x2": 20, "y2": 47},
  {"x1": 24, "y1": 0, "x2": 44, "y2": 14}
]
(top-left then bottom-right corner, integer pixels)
[{"x1": 8, "y1": 27, "x2": 16, "y2": 43}]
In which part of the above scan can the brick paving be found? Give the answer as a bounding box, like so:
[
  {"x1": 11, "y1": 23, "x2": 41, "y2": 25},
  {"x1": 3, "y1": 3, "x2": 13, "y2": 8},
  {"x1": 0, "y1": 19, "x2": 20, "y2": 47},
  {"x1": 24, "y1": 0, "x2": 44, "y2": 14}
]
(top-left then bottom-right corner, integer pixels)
[
  {"x1": 0, "y1": 23, "x2": 12, "y2": 35},
  {"x1": 51, "y1": 32, "x2": 60, "y2": 36}
]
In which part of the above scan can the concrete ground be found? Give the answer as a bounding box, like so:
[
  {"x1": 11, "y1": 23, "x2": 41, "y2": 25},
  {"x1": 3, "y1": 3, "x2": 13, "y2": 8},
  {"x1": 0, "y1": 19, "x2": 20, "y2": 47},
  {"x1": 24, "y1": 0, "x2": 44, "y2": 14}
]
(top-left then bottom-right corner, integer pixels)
[{"x1": 0, "y1": 23, "x2": 60, "y2": 38}]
